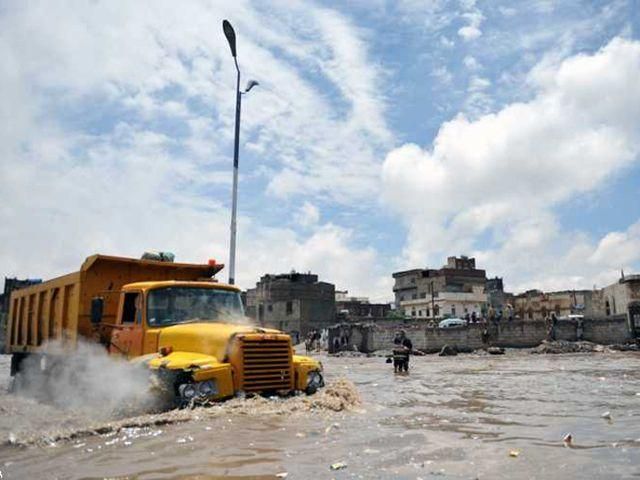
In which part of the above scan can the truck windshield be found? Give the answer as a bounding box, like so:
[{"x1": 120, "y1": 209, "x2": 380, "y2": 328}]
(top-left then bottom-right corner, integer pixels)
[{"x1": 147, "y1": 287, "x2": 245, "y2": 327}]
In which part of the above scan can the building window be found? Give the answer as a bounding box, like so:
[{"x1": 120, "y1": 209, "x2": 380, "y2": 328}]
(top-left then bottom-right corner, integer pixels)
[
  {"x1": 411, "y1": 310, "x2": 416, "y2": 316},
  {"x1": 451, "y1": 306, "x2": 456, "y2": 316},
  {"x1": 412, "y1": 294, "x2": 417, "y2": 300},
  {"x1": 426, "y1": 308, "x2": 430, "y2": 317},
  {"x1": 286, "y1": 301, "x2": 293, "y2": 315},
  {"x1": 400, "y1": 295, "x2": 404, "y2": 301},
  {"x1": 418, "y1": 310, "x2": 422, "y2": 317},
  {"x1": 605, "y1": 300, "x2": 611, "y2": 316},
  {"x1": 267, "y1": 304, "x2": 273, "y2": 312},
  {"x1": 420, "y1": 292, "x2": 427, "y2": 299}
]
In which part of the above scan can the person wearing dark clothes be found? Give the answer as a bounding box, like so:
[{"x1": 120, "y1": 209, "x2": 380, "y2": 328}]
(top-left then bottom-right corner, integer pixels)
[{"x1": 392, "y1": 330, "x2": 413, "y2": 373}]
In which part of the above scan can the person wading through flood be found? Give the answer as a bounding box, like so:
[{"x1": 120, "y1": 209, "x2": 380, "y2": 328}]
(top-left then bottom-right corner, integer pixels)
[{"x1": 392, "y1": 330, "x2": 413, "y2": 373}]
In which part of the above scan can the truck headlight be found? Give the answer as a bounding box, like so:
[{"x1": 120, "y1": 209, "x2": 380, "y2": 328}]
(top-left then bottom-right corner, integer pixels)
[
  {"x1": 179, "y1": 383, "x2": 197, "y2": 400},
  {"x1": 306, "y1": 370, "x2": 324, "y2": 394},
  {"x1": 197, "y1": 380, "x2": 217, "y2": 397}
]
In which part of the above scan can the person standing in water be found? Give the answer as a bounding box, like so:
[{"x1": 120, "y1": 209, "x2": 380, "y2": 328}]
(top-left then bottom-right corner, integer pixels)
[{"x1": 392, "y1": 330, "x2": 413, "y2": 373}]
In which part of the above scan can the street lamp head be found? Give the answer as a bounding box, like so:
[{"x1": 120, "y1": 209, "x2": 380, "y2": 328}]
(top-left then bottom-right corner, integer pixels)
[
  {"x1": 222, "y1": 19, "x2": 237, "y2": 57},
  {"x1": 244, "y1": 79, "x2": 259, "y2": 93}
]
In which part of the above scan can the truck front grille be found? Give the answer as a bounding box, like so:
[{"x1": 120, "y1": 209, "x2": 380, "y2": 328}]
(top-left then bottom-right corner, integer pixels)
[{"x1": 240, "y1": 337, "x2": 293, "y2": 392}]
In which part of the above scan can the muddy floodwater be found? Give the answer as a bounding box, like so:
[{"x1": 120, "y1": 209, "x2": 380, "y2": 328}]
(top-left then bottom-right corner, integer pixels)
[{"x1": 1, "y1": 351, "x2": 640, "y2": 479}]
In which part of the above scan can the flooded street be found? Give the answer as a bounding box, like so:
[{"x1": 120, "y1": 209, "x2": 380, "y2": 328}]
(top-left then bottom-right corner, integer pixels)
[{"x1": 1, "y1": 351, "x2": 640, "y2": 479}]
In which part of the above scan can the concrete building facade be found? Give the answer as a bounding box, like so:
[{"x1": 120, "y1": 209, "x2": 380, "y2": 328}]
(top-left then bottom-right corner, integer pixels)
[
  {"x1": 245, "y1": 272, "x2": 335, "y2": 339},
  {"x1": 602, "y1": 274, "x2": 640, "y2": 334},
  {"x1": 392, "y1": 256, "x2": 488, "y2": 319},
  {"x1": 512, "y1": 289, "x2": 603, "y2": 321},
  {"x1": 335, "y1": 291, "x2": 391, "y2": 320}
]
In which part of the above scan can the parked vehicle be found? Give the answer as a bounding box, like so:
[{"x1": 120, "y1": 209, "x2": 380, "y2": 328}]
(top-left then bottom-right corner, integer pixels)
[
  {"x1": 6, "y1": 254, "x2": 324, "y2": 406},
  {"x1": 438, "y1": 318, "x2": 467, "y2": 328}
]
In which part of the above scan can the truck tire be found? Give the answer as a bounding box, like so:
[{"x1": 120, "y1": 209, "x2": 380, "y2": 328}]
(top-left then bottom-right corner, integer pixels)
[{"x1": 10, "y1": 353, "x2": 27, "y2": 377}]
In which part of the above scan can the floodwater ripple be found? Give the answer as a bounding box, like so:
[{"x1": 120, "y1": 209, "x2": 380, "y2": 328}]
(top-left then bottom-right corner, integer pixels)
[{"x1": 1, "y1": 351, "x2": 640, "y2": 479}]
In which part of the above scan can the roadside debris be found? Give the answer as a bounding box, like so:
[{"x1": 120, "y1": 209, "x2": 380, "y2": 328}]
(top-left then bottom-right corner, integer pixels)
[
  {"x1": 532, "y1": 341, "x2": 603, "y2": 354},
  {"x1": 487, "y1": 347, "x2": 505, "y2": 355},
  {"x1": 330, "y1": 462, "x2": 347, "y2": 470},
  {"x1": 439, "y1": 345, "x2": 458, "y2": 356}
]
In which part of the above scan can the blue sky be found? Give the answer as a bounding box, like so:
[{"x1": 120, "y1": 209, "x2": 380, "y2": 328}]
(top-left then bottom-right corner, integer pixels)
[{"x1": 0, "y1": 0, "x2": 639, "y2": 301}]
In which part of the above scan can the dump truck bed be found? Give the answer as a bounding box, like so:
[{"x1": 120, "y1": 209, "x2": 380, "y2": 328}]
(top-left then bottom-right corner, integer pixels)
[{"x1": 6, "y1": 255, "x2": 223, "y2": 353}]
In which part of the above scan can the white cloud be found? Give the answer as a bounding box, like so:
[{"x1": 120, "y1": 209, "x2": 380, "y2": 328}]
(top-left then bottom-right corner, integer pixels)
[
  {"x1": 431, "y1": 65, "x2": 453, "y2": 85},
  {"x1": 382, "y1": 37, "x2": 640, "y2": 290},
  {"x1": 295, "y1": 202, "x2": 321, "y2": 227},
  {"x1": 0, "y1": 0, "x2": 391, "y2": 299},
  {"x1": 457, "y1": 9, "x2": 484, "y2": 41},
  {"x1": 463, "y1": 55, "x2": 480, "y2": 70}
]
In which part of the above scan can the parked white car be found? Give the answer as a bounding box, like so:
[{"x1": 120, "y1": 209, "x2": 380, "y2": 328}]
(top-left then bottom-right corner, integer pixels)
[{"x1": 438, "y1": 318, "x2": 467, "y2": 328}]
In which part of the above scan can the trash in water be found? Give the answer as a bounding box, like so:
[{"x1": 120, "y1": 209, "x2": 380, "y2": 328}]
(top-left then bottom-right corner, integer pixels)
[
  {"x1": 601, "y1": 411, "x2": 612, "y2": 420},
  {"x1": 508, "y1": 450, "x2": 520, "y2": 457},
  {"x1": 330, "y1": 462, "x2": 347, "y2": 470},
  {"x1": 276, "y1": 473, "x2": 288, "y2": 478},
  {"x1": 563, "y1": 433, "x2": 573, "y2": 446},
  {"x1": 325, "y1": 422, "x2": 340, "y2": 434}
]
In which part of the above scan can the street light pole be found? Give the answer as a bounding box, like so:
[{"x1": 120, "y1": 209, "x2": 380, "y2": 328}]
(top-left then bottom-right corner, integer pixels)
[
  {"x1": 223, "y1": 20, "x2": 259, "y2": 286},
  {"x1": 223, "y1": 20, "x2": 240, "y2": 286},
  {"x1": 229, "y1": 59, "x2": 241, "y2": 286}
]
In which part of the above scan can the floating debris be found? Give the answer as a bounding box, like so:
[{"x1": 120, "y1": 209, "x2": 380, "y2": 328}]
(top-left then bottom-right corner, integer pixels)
[
  {"x1": 563, "y1": 433, "x2": 573, "y2": 446},
  {"x1": 601, "y1": 411, "x2": 612, "y2": 420},
  {"x1": 509, "y1": 450, "x2": 520, "y2": 457},
  {"x1": 330, "y1": 462, "x2": 348, "y2": 470}
]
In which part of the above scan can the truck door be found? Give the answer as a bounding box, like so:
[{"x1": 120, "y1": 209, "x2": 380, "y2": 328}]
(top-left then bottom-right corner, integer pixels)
[{"x1": 111, "y1": 291, "x2": 145, "y2": 358}]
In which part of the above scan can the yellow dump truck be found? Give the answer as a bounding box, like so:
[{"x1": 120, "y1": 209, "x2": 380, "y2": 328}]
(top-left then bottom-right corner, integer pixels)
[{"x1": 6, "y1": 254, "x2": 324, "y2": 405}]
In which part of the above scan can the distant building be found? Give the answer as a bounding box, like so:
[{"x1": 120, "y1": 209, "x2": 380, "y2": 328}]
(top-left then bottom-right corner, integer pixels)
[
  {"x1": 335, "y1": 290, "x2": 391, "y2": 321},
  {"x1": 486, "y1": 277, "x2": 514, "y2": 315},
  {"x1": 392, "y1": 256, "x2": 487, "y2": 319},
  {"x1": 512, "y1": 289, "x2": 603, "y2": 320},
  {"x1": 245, "y1": 272, "x2": 335, "y2": 338},
  {"x1": 602, "y1": 274, "x2": 640, "y2": 331}
]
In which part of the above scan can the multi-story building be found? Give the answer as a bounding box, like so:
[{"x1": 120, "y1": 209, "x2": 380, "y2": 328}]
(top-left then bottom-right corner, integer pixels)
[
  {"x1": 392, "y1": 256, "x2": 488, "y2": 319},
  {"x1": 512, "y1": 289, "x2": 603, "y2": 320},
  {"x1": 602, "y1": 273, "x2": 640, "y2": 323},
  {"x1": 335, "y1": 290, "x2": 391, "y2": 320},
  {"x1": 245, "y1": 272, "x2": 335, "y2": 338}
]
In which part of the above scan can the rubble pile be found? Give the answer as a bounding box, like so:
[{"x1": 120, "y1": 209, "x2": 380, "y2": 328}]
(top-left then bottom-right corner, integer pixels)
[{"x1": 531, "y1": 340, "x2": 604, "y2": 354}]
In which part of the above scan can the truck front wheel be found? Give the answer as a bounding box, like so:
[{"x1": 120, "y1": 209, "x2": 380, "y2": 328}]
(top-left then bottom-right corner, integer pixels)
[{"x1": 305, "y1": 370, "x2": 324, "y2": 395}]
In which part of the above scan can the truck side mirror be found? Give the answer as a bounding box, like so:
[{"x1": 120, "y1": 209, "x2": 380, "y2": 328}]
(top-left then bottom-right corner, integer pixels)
[{"x1": 91, "y1": 297, "x2": 104, "y2": 324}]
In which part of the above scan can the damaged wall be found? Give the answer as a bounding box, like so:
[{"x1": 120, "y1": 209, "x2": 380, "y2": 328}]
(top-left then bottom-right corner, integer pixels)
[{"x1": 332, "y1": 316, "x2": 632, "y2": 353}]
